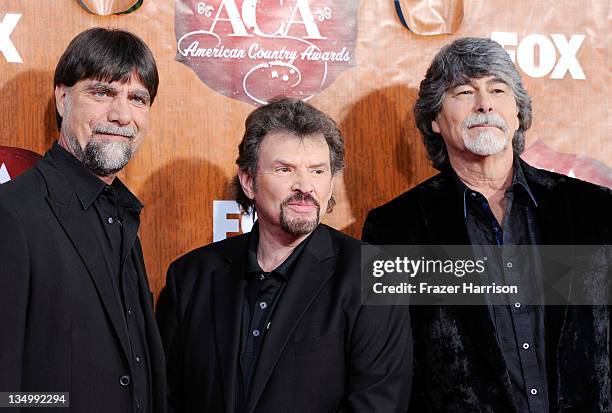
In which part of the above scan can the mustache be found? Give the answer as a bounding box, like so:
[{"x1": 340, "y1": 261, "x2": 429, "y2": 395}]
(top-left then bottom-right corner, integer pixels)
[
  {"x1": 462, "y1": 113, "x2": 508, "y2": 132},
  {"x1": 92, "y1": 123, "x2": 136, "y2": 139},
  {"x1": 281, "y1": 192, "x2": 320, "y2": 209}
]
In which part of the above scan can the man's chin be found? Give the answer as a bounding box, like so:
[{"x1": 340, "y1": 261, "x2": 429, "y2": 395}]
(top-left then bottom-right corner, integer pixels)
[
  {"x1": 280, "y1": 217, "x2": 319, "y2": 236},
  {"x1": 82, "y1": 142, "x2": 133, "y2": 176},
  {"x1": 463, "y1": 135, "x2": 508, "y2": 156}
]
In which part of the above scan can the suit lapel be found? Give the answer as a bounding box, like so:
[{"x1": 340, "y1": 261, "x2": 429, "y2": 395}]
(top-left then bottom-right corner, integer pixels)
[
  {"x1": 44, "y1": 181, "x2": 132, "y2": 363},
  {"x1": 246, "y1": 226, "x2": 336, "y2": 413},
  {"x1": 419, "y1": 170, "x2": 470, "y2": 245},
  {"x1": 212, "y1": 248, "x2": 247, "y2": 413}
]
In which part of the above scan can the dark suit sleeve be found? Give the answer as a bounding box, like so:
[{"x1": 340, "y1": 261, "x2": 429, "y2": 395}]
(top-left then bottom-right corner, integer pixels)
[
  {"x1": 156, "y1": 263, "x2": 185, "y2": 413},
  {"x1": 346, "y1": 302, "x2": 412, "y2": 412},
  {"x1": 361, "y1": 209, "x2": 378, "y2": 245},
  {"x1": 0, "y1": 202, "x2": 29, "y2": 392}
]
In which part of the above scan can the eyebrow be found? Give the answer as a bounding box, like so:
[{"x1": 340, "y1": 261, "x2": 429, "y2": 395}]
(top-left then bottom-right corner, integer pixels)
[
  {"x1": 484, "y1": 76, "x2": 509, "y2": 86},
  {"x1": 83, "y1": 82, "x2": 117, "y2": 94},
  {"x1": 450, "y1": 77, "x2": 509, "y2": 90},
  {"x1": 308, "y1": 162, "x2": 330, "y2": 169},
  {"x1": 83, "y1": 82, "x2": 150, "y2": 102},
  {"x1": 271, "y1": 159, "x2": 330, "y2": 168}
]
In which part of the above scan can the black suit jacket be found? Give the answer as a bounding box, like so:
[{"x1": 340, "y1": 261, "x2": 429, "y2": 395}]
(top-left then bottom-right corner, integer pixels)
[
  {"x1": 362, "y1": 160, "x2": 612, "y2": 413},
  {"x1": 0, "y1": 149, "x2": 166, "y2": 412},
  {"x1": 156, "y1": 224, "x2": 412, "y2": 413}
]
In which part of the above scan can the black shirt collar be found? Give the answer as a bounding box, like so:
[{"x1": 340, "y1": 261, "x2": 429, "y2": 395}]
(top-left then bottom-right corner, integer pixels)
[
  {"x1": 452, "y1": 156, "x2": 538, "y2": 218},
  {"x1": 246, "y1": 222, "x2": 313, "y2": 281},
  {"x1": 49, "y1": 141, "x2": 143, "y2": 211}
]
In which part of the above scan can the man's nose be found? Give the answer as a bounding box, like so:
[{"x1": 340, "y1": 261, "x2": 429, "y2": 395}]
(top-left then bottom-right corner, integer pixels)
[
  {"x1": 291, "y1": 170, "x2": 315, "y2": 193},
  {"x1": 108, "y1": 96, "x2": 132, "y2": 125},
  {"x1": 475, "y1": 91, "x2": 494, "y2": 113}
]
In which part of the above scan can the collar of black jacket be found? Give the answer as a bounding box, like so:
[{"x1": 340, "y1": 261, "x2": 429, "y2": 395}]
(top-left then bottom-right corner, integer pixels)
[
  {"x1": 245, "y1": 221, "x2": 317, "y2": 281},
  {"x1": 449, "y1": 156, "x2": 545, "y2": 218},
  {"x1": 48, "y1": 141, "x2": 143, "y2": 211}
]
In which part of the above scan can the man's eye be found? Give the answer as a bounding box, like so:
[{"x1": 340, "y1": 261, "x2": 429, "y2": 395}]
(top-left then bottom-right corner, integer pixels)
[
  {"x1": 457, "y1": 90, "x2": 472, "y2": 95},
  {"x1": 132, "y1": 96, "x2": 147, "y2": 104},
  {"x1": 313, "y1": 169, "x2": 325, "y2": 175},
  {"x1": 276, "y1": 167, "x2": 290, "y2": 173},
  {"x1": 94, "y1": 91, "x2": 108, "y2": 98}
]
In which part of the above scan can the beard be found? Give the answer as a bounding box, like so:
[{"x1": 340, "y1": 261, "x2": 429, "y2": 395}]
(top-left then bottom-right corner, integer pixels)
[
  {"x1": 461, "y1": 113, "x2": 510, "y2": 156},
  {"x1": 279, "y1": 192, "x2": 321, "y2": 236},
  {"x1": 62, "y1": 124, "x2": 137, "y2": 176}
]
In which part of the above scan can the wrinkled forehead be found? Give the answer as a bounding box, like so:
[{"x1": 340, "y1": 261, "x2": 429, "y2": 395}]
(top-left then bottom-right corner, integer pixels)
[
  {"x1": 258, "y1": 131, "x2": 331, "y2": 162},
  {"x1": 448, "y1": 73, "x2": 511, "y2": 90},
  {"x1": 447, "y1": 72, "x2": 512, "y2": 91},
  {"x1": 63, "y1": 68, "x2": 151, "y2": 98}
]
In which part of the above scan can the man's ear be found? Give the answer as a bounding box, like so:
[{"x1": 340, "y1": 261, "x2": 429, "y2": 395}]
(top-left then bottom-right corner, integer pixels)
[
  {"x1": 432, "y1": 118, "x2": 441, "y2": 134},
  {"x1": 237, "y1": 169, "x2": 255, "y2": 200},
  {"x1": 54, "y1": 85, "x2": 69, "y2": 118}
]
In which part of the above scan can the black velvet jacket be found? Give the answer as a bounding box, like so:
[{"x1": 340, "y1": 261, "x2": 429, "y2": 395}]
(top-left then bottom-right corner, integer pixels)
[{"x1": 362, "y1": 160, "x2": 612, "y2": 413}]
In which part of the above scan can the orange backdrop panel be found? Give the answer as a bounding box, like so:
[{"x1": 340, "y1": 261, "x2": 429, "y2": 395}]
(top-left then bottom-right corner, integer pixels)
[{"x1": 0, "y1": 0, "x2": 609, "y2": 298}]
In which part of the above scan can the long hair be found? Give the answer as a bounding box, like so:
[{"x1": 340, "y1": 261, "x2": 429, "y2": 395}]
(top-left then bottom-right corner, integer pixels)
[{"x1": 414, "y1": 37, "x2": 532, "y2": 170}]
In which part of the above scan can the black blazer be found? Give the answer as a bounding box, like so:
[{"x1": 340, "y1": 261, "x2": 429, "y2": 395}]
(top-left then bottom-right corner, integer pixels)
[
  {"x1": 0, "y1": 150, "x2": 166, "y2": 413},
  {"x1": 156, "y1": 224, "x2": 412, "y2": 413},
  {"x1": 362, "y1": 160, "x2": 612, "y2": 412}
]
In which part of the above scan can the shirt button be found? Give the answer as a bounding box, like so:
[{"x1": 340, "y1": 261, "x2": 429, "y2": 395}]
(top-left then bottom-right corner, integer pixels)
[
  {"x1": 470, "y1": 192, "x2": 477, "y2": 197},
  {"x1": 493, "y1": 227, "x2": 499, "y2": 232},
  {"x1": 259, "y1": 301, "x2": 267, "y2": 310},
  {"x1": 506, "y1": 262, "x2": 513, "y2": 268},
  {"x1": 127, "y1": 309, "x2": 132, "y2": 316},
  {"x1": 522, "y1": 343, "x2": 530, "y2": 350},
  {"x1": 514, "y1": 302, "x2": 521, "y2": 308},
  {"x1": 135, "y1": 356, "x2": 140, "y2": 363},
  {"x1": 530, "y1": 388, "x2": 538, "y2": 395},
  {"x1": 252, "y1": 329, "x2": 260, "y2": 337},
  {"x1": 259, "y1": 274, "x2": 266, "y2": 280},
  {"x1": 119, "y1": 375, "x2": 131, "y2": 386},
  {"x1": 108, "y1": 217, "x2": 114, "y2": 224}
]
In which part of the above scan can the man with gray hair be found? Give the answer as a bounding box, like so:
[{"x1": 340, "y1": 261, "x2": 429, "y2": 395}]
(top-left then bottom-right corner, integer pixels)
[{"x1": 363, "y1": 37, "x2": 611, "y2": 411}]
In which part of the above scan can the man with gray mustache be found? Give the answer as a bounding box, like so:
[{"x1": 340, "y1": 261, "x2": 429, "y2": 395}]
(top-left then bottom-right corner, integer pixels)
[
  {"x1": 363, "y1": 37, "x2": 611, "y2": 411},
  {"x1": 0, "y1": 28, "x2": 166, "y2": 413}
]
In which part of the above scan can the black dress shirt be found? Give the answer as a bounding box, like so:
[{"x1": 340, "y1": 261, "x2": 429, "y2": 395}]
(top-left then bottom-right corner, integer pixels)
[
  {"x1": 455, "y1": 157, "x2": 549, "y2": 413},
  {"x1": 51, "y1": 143, "x2": 152, "y2": 412},
  {"x1": 236, "y1": 224, "x2": 311, "y2": 411}
]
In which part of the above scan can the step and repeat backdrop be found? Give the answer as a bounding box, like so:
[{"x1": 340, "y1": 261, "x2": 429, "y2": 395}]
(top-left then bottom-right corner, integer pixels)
[{"x1": 0, "y1": 0, "x2": 610, "y2": 297}]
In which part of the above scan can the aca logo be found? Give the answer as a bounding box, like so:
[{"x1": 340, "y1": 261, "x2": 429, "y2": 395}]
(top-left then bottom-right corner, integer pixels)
[{"x1": 174, "y1": 0, "x2": 359, "y2": 105}]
